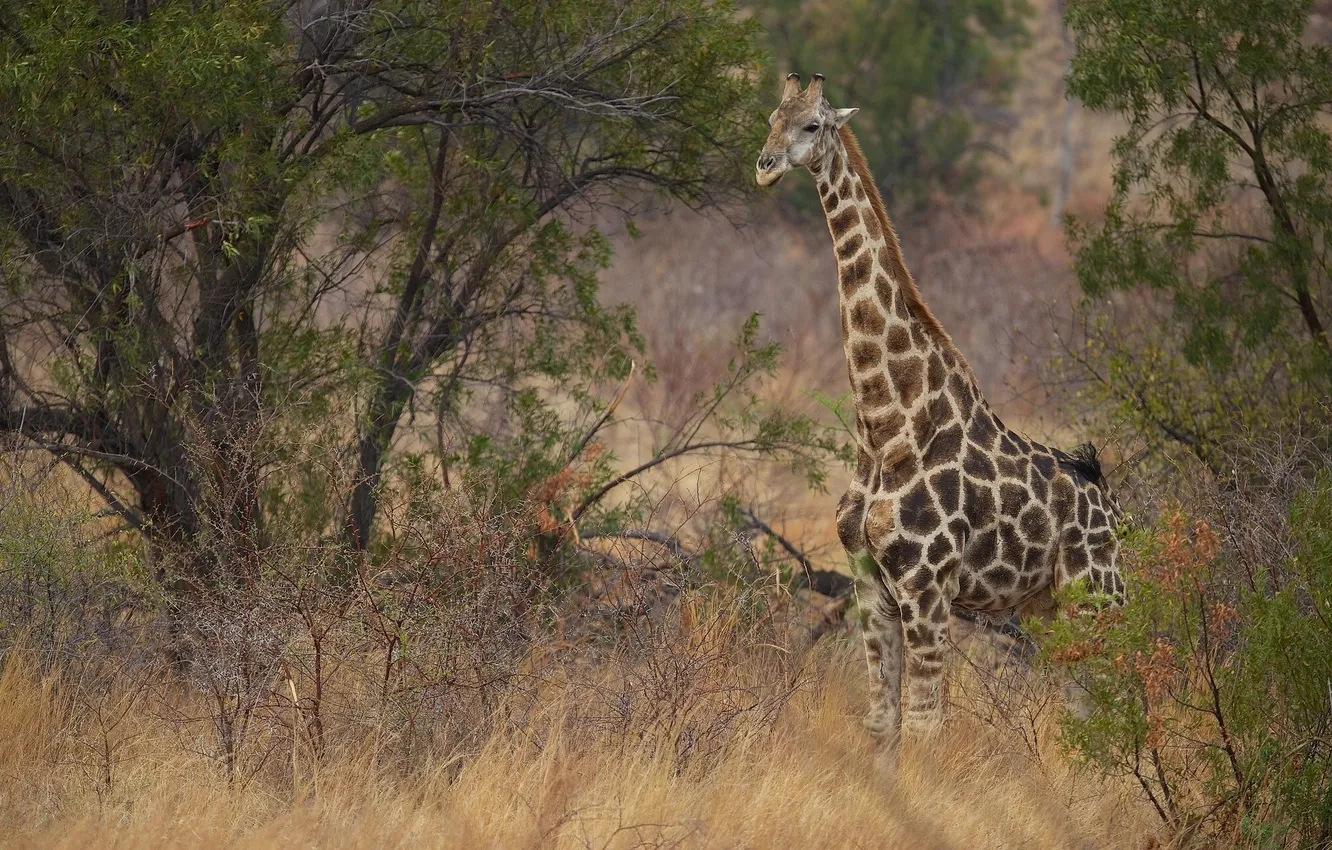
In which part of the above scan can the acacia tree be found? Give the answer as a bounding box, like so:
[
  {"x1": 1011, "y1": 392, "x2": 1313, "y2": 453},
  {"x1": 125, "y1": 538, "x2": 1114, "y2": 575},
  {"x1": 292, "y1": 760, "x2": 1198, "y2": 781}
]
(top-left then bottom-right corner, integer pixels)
[
  {"x1": 1063, "y1": 0, "x2": 1332, "y2": 469},
  {"x1": 0, "y1": 0, "x2": 768, "y2": 571}
]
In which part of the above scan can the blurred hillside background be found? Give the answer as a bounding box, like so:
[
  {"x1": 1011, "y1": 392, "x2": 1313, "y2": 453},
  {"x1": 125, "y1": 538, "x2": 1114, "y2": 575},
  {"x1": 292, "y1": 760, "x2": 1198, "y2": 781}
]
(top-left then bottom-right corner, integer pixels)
[{"x1": 1, "y1": 0, "x2": 1330, "y2": 847}]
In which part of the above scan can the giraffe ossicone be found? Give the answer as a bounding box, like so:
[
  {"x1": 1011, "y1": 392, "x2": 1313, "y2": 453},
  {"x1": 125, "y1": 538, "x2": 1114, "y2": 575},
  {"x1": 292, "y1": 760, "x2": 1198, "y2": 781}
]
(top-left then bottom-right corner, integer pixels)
[{"x1": 756, "y1": 72, "x2": 1124, "y2": 760}]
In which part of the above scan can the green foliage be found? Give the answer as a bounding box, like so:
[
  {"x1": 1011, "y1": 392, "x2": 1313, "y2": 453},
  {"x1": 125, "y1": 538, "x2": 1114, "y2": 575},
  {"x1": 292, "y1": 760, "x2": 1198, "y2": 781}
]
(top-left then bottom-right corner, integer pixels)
[
  {"x1": 0, "y1": 0, "x2": 777, "y2": 558},
  {"x1": 1043, "y1": 476, "x2": 1332, "y2": 847},
  {"x1": 0, "y1": 487, "x2": 147, "y2": 663},
  {"x1": 1063, "y1": 0, "x2": 1332, "y2": 465},
  {"x1": 752, "y1": 0, "x2": 1032, "y2": 209},
  {"x1": 459, "y1": 312, "x2": 848, "y2": 578}
]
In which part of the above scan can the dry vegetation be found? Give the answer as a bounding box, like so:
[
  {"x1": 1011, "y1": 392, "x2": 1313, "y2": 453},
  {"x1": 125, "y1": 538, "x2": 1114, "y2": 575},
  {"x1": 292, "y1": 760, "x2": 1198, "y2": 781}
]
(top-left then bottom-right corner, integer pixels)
[{"x1": 0, "y1": 602, "x2": 1155, "y2": 850}]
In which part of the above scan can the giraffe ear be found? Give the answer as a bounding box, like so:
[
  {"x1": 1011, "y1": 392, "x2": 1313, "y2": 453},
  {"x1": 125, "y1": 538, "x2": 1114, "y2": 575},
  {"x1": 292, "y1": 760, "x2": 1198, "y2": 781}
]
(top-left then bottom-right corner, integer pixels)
[{"x1": 833, "y1": 107, "x2": 859, "y2": 128}]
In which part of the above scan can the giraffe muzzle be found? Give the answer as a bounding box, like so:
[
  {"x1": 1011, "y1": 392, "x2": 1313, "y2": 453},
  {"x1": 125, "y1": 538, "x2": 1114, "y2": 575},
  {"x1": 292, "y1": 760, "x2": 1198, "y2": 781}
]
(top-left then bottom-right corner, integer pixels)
[{"x1": 755, "y1": 153, "x2": 788, "y2": 187}]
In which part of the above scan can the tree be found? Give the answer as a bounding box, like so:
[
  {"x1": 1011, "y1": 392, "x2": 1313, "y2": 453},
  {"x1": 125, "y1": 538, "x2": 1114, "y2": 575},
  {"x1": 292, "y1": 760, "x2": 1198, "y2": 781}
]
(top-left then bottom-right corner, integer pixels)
[
  {"x1": 1063, "y1": 0, "x2": 1332, "y2": 469},
  {"x1": 0, "y1": 0, "x2": 767, "y2": 569},
  {"x1": 752, "y1": 0, "x2": 1032, "y2": 209}
]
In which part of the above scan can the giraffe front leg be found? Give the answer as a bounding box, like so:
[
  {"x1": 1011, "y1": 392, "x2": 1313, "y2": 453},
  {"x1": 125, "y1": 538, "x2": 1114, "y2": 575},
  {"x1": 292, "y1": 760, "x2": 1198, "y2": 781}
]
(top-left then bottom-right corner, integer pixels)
[
  {"x1": 859, "y1": 574, "x2": 904, "y2": 777},
  {"x1": 860, "y1": 577, "x2": 903, "y2": 742}
]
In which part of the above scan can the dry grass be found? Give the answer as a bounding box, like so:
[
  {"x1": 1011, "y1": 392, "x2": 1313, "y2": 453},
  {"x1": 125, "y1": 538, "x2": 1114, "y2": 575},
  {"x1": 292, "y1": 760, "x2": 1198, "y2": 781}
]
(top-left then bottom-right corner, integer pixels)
[{"x1": 0, "y1": 621, "x2": 1159, "y2": 850}]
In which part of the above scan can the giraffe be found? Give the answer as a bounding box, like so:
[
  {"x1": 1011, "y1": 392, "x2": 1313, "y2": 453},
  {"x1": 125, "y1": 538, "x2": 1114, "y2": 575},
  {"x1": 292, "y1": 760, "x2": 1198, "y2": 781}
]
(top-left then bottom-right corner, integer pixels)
[{"x1": 755, "y1": 73, "x2": 1123, "y2": 764}]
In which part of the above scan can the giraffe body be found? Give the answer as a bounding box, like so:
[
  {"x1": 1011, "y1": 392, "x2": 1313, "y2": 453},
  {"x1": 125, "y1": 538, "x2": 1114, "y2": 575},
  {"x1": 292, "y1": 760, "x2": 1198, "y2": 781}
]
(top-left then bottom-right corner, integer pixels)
[{"x1": 756, "y1": 73, "x2": 1122, "y2": 757}]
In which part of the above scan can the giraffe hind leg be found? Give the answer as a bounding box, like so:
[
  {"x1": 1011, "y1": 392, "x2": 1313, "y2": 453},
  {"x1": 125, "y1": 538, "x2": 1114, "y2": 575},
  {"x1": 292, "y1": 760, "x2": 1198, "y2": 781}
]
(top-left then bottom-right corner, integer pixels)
[{"x1": 901, "y1": 597, "x2": 949, "y2": 734}]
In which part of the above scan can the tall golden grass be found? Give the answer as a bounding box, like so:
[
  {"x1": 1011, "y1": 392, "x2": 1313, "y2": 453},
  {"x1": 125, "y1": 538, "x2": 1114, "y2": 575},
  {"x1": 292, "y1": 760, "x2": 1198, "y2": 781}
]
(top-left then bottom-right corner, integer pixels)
[{"x1": 0, "y1": 618, "x2": 1157, "y2": 850}]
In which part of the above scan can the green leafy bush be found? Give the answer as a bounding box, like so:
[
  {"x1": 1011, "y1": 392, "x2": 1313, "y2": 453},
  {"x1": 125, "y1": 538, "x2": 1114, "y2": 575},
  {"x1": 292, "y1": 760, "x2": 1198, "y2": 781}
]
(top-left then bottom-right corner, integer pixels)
[{"x1": 1043, "y1": 470, "x2": 1332, "y2": 847}]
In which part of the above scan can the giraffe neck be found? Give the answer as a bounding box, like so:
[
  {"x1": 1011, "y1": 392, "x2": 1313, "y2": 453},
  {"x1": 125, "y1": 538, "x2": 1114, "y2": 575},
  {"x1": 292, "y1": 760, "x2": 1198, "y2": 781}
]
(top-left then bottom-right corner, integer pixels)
[{"x1": 814, "y1": 129, "x2": 986, "y2": 454}]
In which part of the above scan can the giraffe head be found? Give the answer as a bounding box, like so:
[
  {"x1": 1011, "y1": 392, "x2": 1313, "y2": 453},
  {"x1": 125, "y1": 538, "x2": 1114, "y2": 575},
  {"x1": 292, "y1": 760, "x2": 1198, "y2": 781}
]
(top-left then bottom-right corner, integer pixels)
[{"x1": 756, "y1": 73, "x2": 859, "y2": 187}]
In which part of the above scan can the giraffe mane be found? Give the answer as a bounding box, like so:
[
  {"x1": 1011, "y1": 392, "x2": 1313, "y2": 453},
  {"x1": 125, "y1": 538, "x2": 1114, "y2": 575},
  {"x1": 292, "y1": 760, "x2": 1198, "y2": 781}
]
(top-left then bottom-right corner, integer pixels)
[{"x1": 837, "y1": 126, "x2": 972, "y2": 374}]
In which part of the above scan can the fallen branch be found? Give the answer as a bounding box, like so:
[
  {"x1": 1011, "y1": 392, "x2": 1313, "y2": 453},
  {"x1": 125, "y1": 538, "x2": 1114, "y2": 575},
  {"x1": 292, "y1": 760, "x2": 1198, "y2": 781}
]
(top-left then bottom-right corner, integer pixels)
[
  {"x1": 580, "y1": 528, "x2": 695, "y2": 565},
  {"x1": 739, "y1": 507, "x2": 854, "y2": 599}
]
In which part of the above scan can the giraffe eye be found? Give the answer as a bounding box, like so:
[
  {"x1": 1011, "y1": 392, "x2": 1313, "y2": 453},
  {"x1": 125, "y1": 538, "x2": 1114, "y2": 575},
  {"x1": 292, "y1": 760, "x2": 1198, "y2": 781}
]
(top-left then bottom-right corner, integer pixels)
[{"x1": 804, "y1": 123, "x2": 820, "y2": 133}]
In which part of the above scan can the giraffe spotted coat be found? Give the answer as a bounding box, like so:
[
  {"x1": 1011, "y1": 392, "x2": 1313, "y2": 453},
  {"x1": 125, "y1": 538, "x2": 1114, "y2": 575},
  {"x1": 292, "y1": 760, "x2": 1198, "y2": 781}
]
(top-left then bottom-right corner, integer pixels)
[{"x1": 756, "y1": 72, "x2": 1123, "y2": 756}]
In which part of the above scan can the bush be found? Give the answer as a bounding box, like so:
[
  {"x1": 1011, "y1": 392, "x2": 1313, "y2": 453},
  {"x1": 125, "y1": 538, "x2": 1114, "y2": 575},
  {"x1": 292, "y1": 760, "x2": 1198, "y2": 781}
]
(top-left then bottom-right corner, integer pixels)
[{"x1": 1043, "y1": 454, "x2": 1332, "y2": 848}]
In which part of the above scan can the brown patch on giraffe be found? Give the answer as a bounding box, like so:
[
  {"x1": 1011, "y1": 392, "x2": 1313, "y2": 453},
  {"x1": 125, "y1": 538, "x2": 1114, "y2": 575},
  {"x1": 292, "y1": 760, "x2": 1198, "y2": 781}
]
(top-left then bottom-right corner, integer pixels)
[
  {"x1": 999, "y1": 521, "x2": 1024, "y2": 564},
  {"x1": 885, "y1": 324, "x2": 910, "y2": 354},
  {"x1": 963, "y1": 447, "x2": 997, "y2": 481},
  {"x1": 880, "y1": 443, "x2": 918, "y2": 491},
  {"x1": 864, "y1": 499, "x2": 899, "y2": 557},
  {"x1": 887, "y1": 355, "x2": 924, "y2": 408},
  {"x1": 856, "y1": 446, "x2": 874, "y2": 479},
  {"x1": 900, "y1": 481, "x2": 939, "y2": 536},
  {"x1": 873, "y1": 274, "x2": 895, "y2": 312},
  {"x1": 905, "y1": 566, "x2": 935, "y2": 593},
  {"x1": 836, "y1": 490, "x2": 866, "y2": 552},
  {"x1": 963, "y1": 479, "x2": 996, "y2": 527},
  {"x1": 820, "y1": 183, "x2": 840, "y2": 212},
  {"x1": 835, "y1": 233, "x2": 865, "y2": 261},
  {"x1": 859, "y1": 372, "x2": 892, "y2": 408},
  {"x1": 851, "y1": 341, "x2": 882, "y2": 371},
  {"x1": 1065, "y1": 544, "x2": 1090, "y2": 574},
  {"x1": 863, "y1": 205, "x2": 882, "y2": 239},
  {"x1": 1000, "y1": 482, "x2": 1029, "y2": 518},
  {"x1": 964, "y1": 528, "x2": 997, "y2": 567},
  {"x1": 967, "y1": 411, "x2": 998, "y2": 449},
  {"x1": 1024, "y1": 546, "x2": 1047, "y2": 572},
  {"x1": 1032, "y1": 454, "x2": 1057, "y2": 485},
  {"x1": 904, "y1": 622, "x2": 933, "y2": 649},
  {"x1": 867, "y1": 409, "x2": 907, "y2": 449},
  {"x1": 1029, "y1": 469, "x2": 1049, "y2": 503},
  {"x1": 922, "y1": 424, "x2": 963, "y2": 470},
  {"x1": 841, "y1": 251, "x2": 873, "y2": 292},
  {"x1": 930, "y1": 468, "x2": 960, "y2": 514},
  {"x1": 894, "y1": 290, "x2": 911, "y2": 320},
  {"x1": 1019, "y1": 505, "x2": 1051, "y2": 544},
  {"x1": 927, "y1": 394, "x2": 952, "y2": 428},
  {"x1": 947, "y1": 517, "x2": 969, "y2": 547},
  {"x1": 984, "y1": 564, "x2": 1018, "y2": 591},
  {"x1": 840, "y1": 305, "x2": 849, "y2": 338},
  {"x1": 948, "y1": 373, "x2": 975, "y2": 416},
  {"x1": 829, "y1": 206, "x2": 860, "y2": 238},
  {"x1": 917, "y1": 583, "x2": 940, "y2": 613},
  {"x1": 927, "y1": 353, "x2": 946, "y2": 392},
  {"x1": 925, "y1": 535, "x2": 951, "y2": 565},
  {"x1": 854, "y1": 181, "x2": 867, "y2": 202},
  {"x1": 850, "y1": 299, "x2": 885, "y2": 335},
  {"x1": 1051, "y1": 477, "x2": 1076, "y2": 524},
  {"x1": 997, "y1": 455, "x2": 1029, "y2": 481},
  {"x1": 911, "y1": 404, "x2": 936, "y2": 450},
  {"x1": 829, "y1": 150, "x2": 844, "y2": 183}
]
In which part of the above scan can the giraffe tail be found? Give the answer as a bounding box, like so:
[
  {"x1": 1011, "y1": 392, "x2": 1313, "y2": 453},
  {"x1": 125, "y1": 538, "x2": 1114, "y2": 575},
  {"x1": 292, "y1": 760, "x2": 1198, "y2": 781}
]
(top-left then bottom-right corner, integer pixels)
[{"x1": 1057, "y1": 442, "x2": 1128, "y2": 525}]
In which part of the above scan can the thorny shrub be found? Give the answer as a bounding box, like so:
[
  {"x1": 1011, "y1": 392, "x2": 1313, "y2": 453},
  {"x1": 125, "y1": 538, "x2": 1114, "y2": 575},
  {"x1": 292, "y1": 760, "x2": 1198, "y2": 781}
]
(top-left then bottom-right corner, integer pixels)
[
  {"x1": 1043, "y1": 448, "x2": 1332, "y2": 849},
  {"x1": 0, "y1": 460, "x2": 816, "y2": 796}
]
